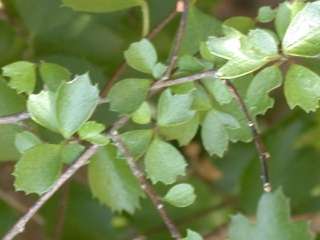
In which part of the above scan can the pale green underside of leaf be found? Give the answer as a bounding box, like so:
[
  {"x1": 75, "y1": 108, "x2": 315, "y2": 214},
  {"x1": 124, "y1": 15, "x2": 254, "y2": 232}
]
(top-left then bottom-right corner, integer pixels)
[
  {"x1": 27, "y1": 74, "x2": 99, "y2": 138},
  {"x1": 201, "y1": 77, "x2": 233, "y2": 105},
  {"x1": 229, "y1": 189, "x2": 313, "y2": 240},
  {"x1": 145, "y1": 138, "x2": 187, "y2": 184},
  {"x1": 201, "y1": 109, "x2": 239, "y2": 157},
  {"x1": 88, "y1": 145, "x2": 144, "y2": 213},
  {"x1": 15, "y1": 131, "x2": 42, "y2": 154},
  {"x1": 132, "y1": 102, "x2": 152, "y2": 125},
  {"x1": 183, "y1": 229, "x2": 204, "y2": 240},
  {"x1": 108, "y1": 78, "x2": 151, "y2": 114},
  {"x1": 62, "y1": 0, "x2": 144, "y2": 13},
  {"x1": 283, "y1": 1, "x2": 320, "y2": 57},
  {"x1": 284, "y1": 64, "x2": 320, "y2": 112},
  {"x1": 246, "y1": 65, "x2": 283, "y2": 116},
  {"x1": 13, "y1": 144, "x2": 62, "y2": 195},
  {"x1": 275, "y1": 2, "x2": 291, "y2": 40}
]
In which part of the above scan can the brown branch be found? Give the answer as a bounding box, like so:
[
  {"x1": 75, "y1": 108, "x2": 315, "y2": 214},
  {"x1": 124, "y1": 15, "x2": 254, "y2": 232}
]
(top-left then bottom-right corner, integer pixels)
[
  {"x1": 100, "y1": 9, "x2": 179, "y2": 98},
  {"x1": 53, "y1": 183, "x2": 70, "y2": 240},
  {"x1": 223, "y1": 80, "x2": 272, "y2": 193},
  {"x1": 0, "y1": 189, "x2": 44, "y2": 226},
  {"x1": 0, "y1": 112, "x2": 29, "y2": 124},
  {"x1": 108, "y1": 130, "x2": 182, "y2": 239},
  {"x1": 2, "y1": 145, "x2": 99, "y2": 240},
  {"x1": 162, "y1": 0, "x2": 190, "y2": 80}
]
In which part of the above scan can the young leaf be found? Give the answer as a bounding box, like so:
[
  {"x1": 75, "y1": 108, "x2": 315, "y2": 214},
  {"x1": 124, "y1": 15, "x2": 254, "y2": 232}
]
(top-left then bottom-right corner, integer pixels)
[
  {"x1": 62, "y1": 0, "x2": 144, "y2": 13},
  {"x1": 78, "y1": 121, "x2": 109, "y2": 146},
  {"x1": 229, "y1": 189, "x2": 313, "y2": 240},
  {"x1": 88, "y1": 145, "x2": 144, "y2": 214},
  {"x1": 284, "y1": 64, "x2": 320, "y2": 112},
  {"x1": 39, "y1": 62, "x2": 71, "y2": 91},
  {"x1": 56, "y1": 73, "x2": 100, "y2": 138},
  {"x1": 164, "y1": 183, "x2": 196, "y2": 208},
  {"x1": 157, "y1": 89, "x2": 195, "y2": 127},
  {"x1": 201, "y1": 110, "x2": 239, "y2": 157},
  {"x1": 145, "y1": 138, "x2": 187, "y2": 184},
  {"x1": 108, "y1": 78, "x2": 151, "y2": 114},
  {"x1": 120, "y1": 129, "x2": 153, "y2": 159},
  {"x1": 132, "y1": 102, "x2": 152, "y2": 125},
  {"x1": 274, "y1": 2, "x2": 291, "y2": 39},
  {"x1": 15, "y1": 131, "x2": 42, "y2": 154},
  {"x1": 183, "y1": 229, "x2": 203, "y2": 240},
  {"x1": 159, "y1": 114, "x2": 199, "y2": 146},
  {"x1": 283, "y1": 1, "x2": 320, "y2": 57},
  {"x1": 257, "y1": 6, "x2": 276, "y2": 23},
  {"x1": 246, "y1": 65, "x2": 283, "y2": 116},
  {"x1": 124, "y1": 39, "x2": 157, "y2": 74},
  {"x1": 13, "y1": 144, "x2": 62, "y2": 195},
  {"x1": 2, "y1": 61, "x2": 36, "y2": 94}
]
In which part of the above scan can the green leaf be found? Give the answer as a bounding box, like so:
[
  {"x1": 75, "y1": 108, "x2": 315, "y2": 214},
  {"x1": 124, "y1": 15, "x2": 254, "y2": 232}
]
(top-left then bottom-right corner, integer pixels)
[
  {"x1": 145, "y1": 138, "x2": 187, "y2": 184},
  {"x1": 152, "y1": 62, "x2": 167, "y2": 79},
  {"x1": 88, "y1": 145, "x2": 144, "y2": 213},
  {"x1": 13, "y1": 144, "x2": 62, "y2": 195},
  {"x1": 180, "y1": 6, "x2": 221, "y2": 55},
  {"x1": 201, "y1": 110, "x2": 239, "y2": 157},
  {"x1": 27, "y1": 73, "x2": 100, "y2": 138},
  {"x1": 223, "y1": 16, "x2": 255, "y2": 34},
  {"x1": 257, "y1": 6, "x2": 276, "y2": 23},
  {"x1": 191, "y1": 84, "x2": 212, "y2": 112},
  {"x1": 157, "y1": 89, "x2": 195, "y2": 127},
  {"x1": 229, "y1": 189, "x2": 313, "y2": 240},
  {"x1": 120, "y1": 129, "x2": 153, "y2": 159},
  {"x1": 27, "y1": 90, "x2": 59, "y2": 132},
  {"x1": 284, "y1": 64, "x2": 320, "y2": 112},
  {"x1": 61, "y1": 143, "x2": 84, "y2": 164},
  {"x1": 283, "y1": 1, "x2": 320, "y2": 57},
  {"x1": 183, "y1": 229, "x2": 203, "y2": 240},
  {"x1": 56, "y1": 74, "x2": 99, "y2": 138},
  {"x1": 78, "y1": 121, "x2": 109, "y2": 146},
  {"x1": 39, "y1": 62, "x2": 71, "y2": 91},
  {"x1": 2, "y1": 61, "x2": 36, "y2": 94},
  {"x1": 62, "y1": 0, "x2": 144, "y2": 13},
  {"x1": 0, "y1": 79, "x2": 25, "y2": 116},
  {"x1": 15, "y1": 131, "x2": 42, "y2": 154},
  {"x1": 177, "y1": 55, "x2": 212, "y2": 74},
  {"x1": 164, "y1": 183, "x2": 196, "y2": 208},
  {"x1": 202, "y1": 77, "x2": 233, "y2": 105},
  {"x1": 108, "y1": 78, "x2": 151, "y2": 114},
  {"x1": 275, "y1": 2, "x2": 291, "y2": 39},
  {"x1": 124, "y1": 39, "x2": 157, "y2": 74},
  {"x1": 245, "y1": 29, "x2": 279, "y2": 56},
  {"x1": 132, "y1": 102, "x2": 151, "y2": 125},
  {"x1": 246, "y1": 65, "x2": 283, "y2": 116},
  {"x1": 0, "y1": 125, "x2": 23, "y2": 162},
  {"x1": 159, "y1": 114, "x2": 199, "y2": 146}
]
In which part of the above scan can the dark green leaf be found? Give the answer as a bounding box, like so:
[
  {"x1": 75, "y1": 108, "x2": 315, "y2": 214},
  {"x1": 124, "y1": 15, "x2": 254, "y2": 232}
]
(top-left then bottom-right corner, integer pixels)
[
  {"x1": 223, "y1": 16, "x2": 255, "y2": 34},
  {"x1": 39, "y1": 62, "x2": 71, "y2": 91},
  {"x1": 108, "y1": 78, "x2": 151, "y2": 114},
  {"x1": 145, "y1": 138, "x2": 187, "y2": 184},
  {"x1": 88, "y1": 145, "x2": 144, "y2": 213}
]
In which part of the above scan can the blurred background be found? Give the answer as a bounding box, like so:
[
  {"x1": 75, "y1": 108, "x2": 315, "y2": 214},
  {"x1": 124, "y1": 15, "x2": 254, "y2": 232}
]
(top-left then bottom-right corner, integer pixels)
[{"x1": 2, "y1": 0, "x2": 320, "y2": 240}]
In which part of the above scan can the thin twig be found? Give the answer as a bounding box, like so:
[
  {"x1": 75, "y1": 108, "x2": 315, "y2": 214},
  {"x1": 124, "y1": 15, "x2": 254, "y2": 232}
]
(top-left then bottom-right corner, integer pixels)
[
  {"x1": 108, "y1": 130, "x2": 182, "y2": 239},
  {"x1": 53, "y1": 183, "x2": 70, "y2": 240},
  {"x1": 2, "y1": 145, "x2": 99, "y2": 240},
  {"x1": 100, "y1": 9, "x2": 179, "y2": 98},
  {"x1": 223, "y1": 80, "x2": 272, "y2": 193},
  {"x1": 0, "y1": 112, "x2": 30, "y2": 124},
  {"x1": 0, "y1": 189, "x2": 44, "y2": 225},
  {"x1": 162, "y1": 0, "x2": 190, "y2": 80}
]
